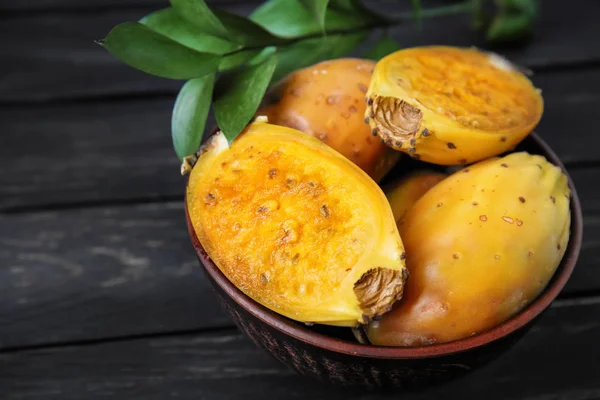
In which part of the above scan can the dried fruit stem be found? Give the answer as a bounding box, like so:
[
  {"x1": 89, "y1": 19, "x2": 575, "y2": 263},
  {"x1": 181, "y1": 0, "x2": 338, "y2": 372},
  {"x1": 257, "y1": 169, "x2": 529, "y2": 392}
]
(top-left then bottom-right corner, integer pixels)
[
  {"x1": 369, "y1": 96, "x2": 422, "y2": 150},
  {"x1": 354, "y1": 267, "x2": 409, "y2": 322}
]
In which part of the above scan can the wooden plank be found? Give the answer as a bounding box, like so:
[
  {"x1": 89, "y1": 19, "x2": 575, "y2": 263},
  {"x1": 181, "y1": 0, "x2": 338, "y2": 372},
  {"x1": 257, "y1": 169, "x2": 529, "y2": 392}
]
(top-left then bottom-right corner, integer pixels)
[
  {"x1": 0, "y1": 202, "x2": 231, "y2": 350},
  {"x1": 0, "y1": 199, "x2": 598, "y2": 350},
  {"x1": 0, "y1": 3, "x2": 253, "y2": 103},
  {"x1": 571, "y1": 167, "x2": 600, "y2": 214},
  {"x1": 0, "y1": 0, "x2": 253, "y2": 11},
  {"x1": 0, "y1": 98, "x2": 182, "y2": 211},
  {"x1": 1, "y1": 1, "x2": 599, "y2": 102},
  {"x1": 1, "y1": 299, "x2": 599, "y2": 399},
  {"x1": 0, "y1": 69, "x2": 598, "y2": 211},
  {"x1": 531, "y1": 68, "x2": 599, "y2": 165}
]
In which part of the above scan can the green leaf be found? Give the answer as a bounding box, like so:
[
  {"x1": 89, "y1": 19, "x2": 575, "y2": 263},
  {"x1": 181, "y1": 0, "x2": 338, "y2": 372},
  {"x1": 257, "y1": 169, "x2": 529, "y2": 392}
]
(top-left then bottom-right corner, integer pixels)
[
  {"x1": 364, "y1": 33, "x2": 400, "y2": 60},
  {"x1": 488, "y1": 0, "x2": 537, "y2": 42},
  {"x1": 213, "y1": 9, "x2": 284, "y2": 46},
  {"x1": 99, "y1": 22, "x2": 221, "y2": 79},
  {"x1": 172, "y1": 74, "x2": 216, "y2": 160},
  {"x1": 329, "y1": 0, "x2": 390, "y2": 23},
  {"x1": 250, "y1": 0, "x2": 320, "y2": 37},
  {"x1": 272, "y1": 37, "x2": 332, "y2": 82},
  {"x1": 301, "y1": 0, "x2": 329, "y2": 32},
  {"x1": 219, "y1": 49, "x2": 263, "y2": 71},
  {"x1": 328, "y1": 0, "x2": 358, "y2": 12},
  {"x1": 247, "y1": 46, "x2": 279, "y2": 66},
  {"x1": 487, "y1": 13, "x2": 533, "y2": 42},
  {"x1": 272, "y1": 32, "x2": 367, "y2": 82},
  {"x1": 328, "y1": 31, "x2": 370, "y2": 58},
  {"x1": 170, "y1": 0, "x2": 230, "y2": 40},
  {"x1": 140, "y1": 8, "x2": 240, "y2": 54},
  {"x1": 250, "y1": 0, "x2": 367, "y2": 38},
  {"x1": 219, "y1": 47, "x2": 278, "y2": 71},
  {"x1": 500, "y1": 0, "x2": 537, "y2": 17},
  {"x1": 214, "y1": 53, "x2": 279, "y2": 143}
]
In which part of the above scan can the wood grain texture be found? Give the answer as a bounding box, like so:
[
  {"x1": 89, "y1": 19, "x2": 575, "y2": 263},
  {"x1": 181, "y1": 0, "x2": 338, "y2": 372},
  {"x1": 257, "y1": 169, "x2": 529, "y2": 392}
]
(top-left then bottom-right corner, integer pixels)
[
  {"x1": 1, "y1": 299, "x2": 599, "y2": 400},
  {"x1": 0, "y1": 0, "x2": 256, "y2": 11},
  {"x1": 0, "y1": 199, "x2": 597, "y2": 350},
  {"x1": 0, "y1": 69, "x2": 596, "y2": 212},
  {"x1": 1, "y1": 1, "x2": 599, "y2": 102},
  {"x1": 0, "y1": 98, "x2": 182, "y2": 211},
  {"x1": 0, "y1": 202, "x2": 231, "y2": 350}
]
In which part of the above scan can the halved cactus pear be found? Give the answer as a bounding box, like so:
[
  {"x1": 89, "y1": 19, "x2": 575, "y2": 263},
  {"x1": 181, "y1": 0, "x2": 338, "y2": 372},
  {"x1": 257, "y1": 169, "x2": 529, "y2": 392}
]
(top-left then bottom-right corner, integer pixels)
[
  {"x1": 259, "y1": 58, "x2": 400, "y2": 182},
  {"x1": 384, "y1": 171, "x2": 447, "y2": 227},
  {"x1": 365, "y1": 46, "x2": 544, "y2": 165},
  {"x1": 185, "y1": 120, "x2": 408, "y2": 327},
  {"x1": 366, "y1": 152, "x2": 571, "y2": 346}
]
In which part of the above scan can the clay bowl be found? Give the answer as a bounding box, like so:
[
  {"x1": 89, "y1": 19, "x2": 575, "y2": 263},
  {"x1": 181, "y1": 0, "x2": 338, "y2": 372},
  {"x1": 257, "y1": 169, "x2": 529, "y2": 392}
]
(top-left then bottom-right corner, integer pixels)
[{"x1": 184, "y1": 131, "x2": 582, "y2": 390}]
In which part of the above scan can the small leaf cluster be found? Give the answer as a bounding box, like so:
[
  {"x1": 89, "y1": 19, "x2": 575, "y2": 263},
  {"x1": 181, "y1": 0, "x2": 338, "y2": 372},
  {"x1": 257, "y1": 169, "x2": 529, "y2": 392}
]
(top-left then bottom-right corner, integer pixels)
[{"x1": 472, "y1": 0, "x2": 538, "y2": 42}]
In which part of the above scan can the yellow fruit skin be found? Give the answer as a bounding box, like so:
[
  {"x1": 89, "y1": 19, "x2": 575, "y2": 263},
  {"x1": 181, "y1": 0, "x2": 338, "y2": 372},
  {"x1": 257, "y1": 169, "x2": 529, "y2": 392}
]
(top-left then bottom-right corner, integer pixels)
[
  {"x1": 384, "y1": 172, "x2": 447, "y2": 227},
  {"x1": 365, "y1": 46, "x2": 544, "y2": 165},
  {"x1": 186, "y1": 121, "x2": 408, "y2": 327},
  {"x1": 366, "y1": 152, "x2": 571, "y2": 346},
  {"x1": 259, "y1": 58, "x2": 400, "y2": 182}
]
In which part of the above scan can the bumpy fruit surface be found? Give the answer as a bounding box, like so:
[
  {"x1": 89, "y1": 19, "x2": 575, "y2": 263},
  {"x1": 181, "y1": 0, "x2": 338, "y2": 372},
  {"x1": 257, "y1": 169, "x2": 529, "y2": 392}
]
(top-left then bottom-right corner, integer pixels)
[
  {"x1": 384, "y1": 171, "x2": 447, "y2": 226},
  {"x1": 186, "y1": 120, "x2": 408, "y2": 327},
  {"x1": 365, "y1": 46, "x2": 544, "y2": 165},
  {"x1": 366, "y1": 152, "x2": 571, "y2": 346},
  {"x1": 259, "y1": 58, "x2": 400, "y2": 182}
]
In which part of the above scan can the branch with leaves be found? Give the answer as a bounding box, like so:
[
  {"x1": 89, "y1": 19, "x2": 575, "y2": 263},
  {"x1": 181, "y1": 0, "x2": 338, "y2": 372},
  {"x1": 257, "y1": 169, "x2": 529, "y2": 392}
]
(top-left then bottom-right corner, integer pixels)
[{"x1": 98, "y1": 0, "x2": 538, "y2": 161}]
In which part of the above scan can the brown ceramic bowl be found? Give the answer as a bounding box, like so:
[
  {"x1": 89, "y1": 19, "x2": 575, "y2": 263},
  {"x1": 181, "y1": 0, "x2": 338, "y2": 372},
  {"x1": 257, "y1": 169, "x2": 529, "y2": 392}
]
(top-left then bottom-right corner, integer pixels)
[{"x1": 184, "y1": 131, "x2": 582, "y2": 389}]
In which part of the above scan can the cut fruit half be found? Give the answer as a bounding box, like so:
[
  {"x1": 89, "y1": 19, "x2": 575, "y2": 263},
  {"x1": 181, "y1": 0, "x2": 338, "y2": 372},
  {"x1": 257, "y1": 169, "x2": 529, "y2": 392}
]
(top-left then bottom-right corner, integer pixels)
[
  {"x1": 365, "y1": 46, "x2": 543, "y2": 165},
  {"x1": 185, "y1": 119, "x2": 408, "y2": 326}
]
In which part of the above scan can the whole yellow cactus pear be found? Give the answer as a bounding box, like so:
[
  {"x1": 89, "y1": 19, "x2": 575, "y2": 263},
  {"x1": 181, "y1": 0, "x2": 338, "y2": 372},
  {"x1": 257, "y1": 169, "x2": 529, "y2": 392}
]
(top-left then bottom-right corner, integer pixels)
[
  {"x1": 185, "y1": 120, "x2": 408, "y2": 327},
  {"x1": 259, "y1": 58, "x2": 400, "y2": 182},
  {"x1": 366, "y1": 152, "x2": 571, "y2": 346},
  {"x1": 365, "y1": 46, "x2": 544, "y2": 165},
  {"x1": 384, "y1": 171, "x2": 447, "y2": 226}
]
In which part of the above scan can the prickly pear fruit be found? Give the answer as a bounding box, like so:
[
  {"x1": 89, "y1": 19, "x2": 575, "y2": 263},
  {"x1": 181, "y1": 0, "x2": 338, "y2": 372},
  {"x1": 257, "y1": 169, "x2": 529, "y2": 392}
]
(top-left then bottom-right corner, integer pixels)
[
  {"x1": 385, "y1": 171, "x2": 447, "y2": 227},
  {"x1": 185, "y1": 120, "x2": 408, "y2": 327},
  {"x1": 259, "y1": 58, "x2": 400, "y2": 182},
  {"x1": 366, "y1": 152, "x2": 571, "y2": 346},
  {"x1": 365, "y1": 46, "x2": 544, "y2": 165}
]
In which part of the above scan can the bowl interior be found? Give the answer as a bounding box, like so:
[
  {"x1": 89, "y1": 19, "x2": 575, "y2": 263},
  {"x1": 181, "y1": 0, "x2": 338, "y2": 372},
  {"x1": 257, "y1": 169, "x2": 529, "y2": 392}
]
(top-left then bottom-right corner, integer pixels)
[{"x1": 186, "y1": 131, "x2": 583, "y2": 359}]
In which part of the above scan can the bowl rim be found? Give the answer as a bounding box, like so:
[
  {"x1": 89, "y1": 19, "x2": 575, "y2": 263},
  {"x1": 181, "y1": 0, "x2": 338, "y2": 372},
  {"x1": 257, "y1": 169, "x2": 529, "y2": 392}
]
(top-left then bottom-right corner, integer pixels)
[{"x1": 185, "y1": 131, "x2": 583, "y2": 359}]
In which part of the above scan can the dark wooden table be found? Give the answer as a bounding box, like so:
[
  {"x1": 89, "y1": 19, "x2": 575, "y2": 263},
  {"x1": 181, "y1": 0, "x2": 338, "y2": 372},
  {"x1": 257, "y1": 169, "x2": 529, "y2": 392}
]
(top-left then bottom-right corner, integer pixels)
[{"x1": 1, "y1": 1, "x2": 599, "y2": 399}]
